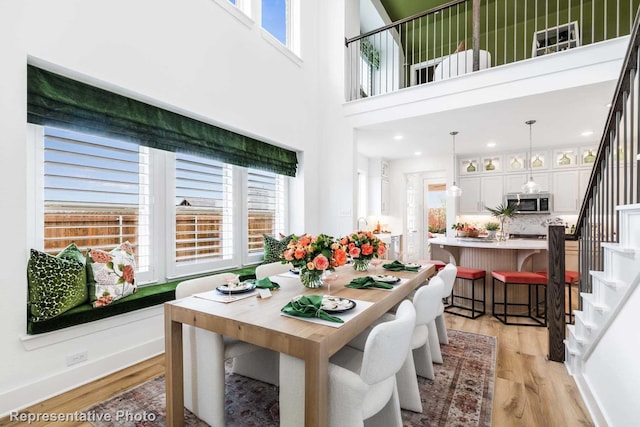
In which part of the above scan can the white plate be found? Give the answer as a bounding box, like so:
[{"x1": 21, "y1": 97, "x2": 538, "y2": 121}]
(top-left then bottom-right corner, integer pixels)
[
  {"x1": 216, "y1": 282, "x2": 256, "y2": 293},
  {"x1": 404, "y1": 263, "x2": 422, "y2": 269},
  {"x1": 321, "y1": 296, "x2": 356, "y2": 313},
  {"x1": 369, "y1": 274, "x2": 400, "y2": 283}
]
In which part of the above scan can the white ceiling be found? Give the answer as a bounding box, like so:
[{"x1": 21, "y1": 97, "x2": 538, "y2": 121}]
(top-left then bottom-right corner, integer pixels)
[{"x1": 355, "y1": 80, "x2": 617, "y2": 159}]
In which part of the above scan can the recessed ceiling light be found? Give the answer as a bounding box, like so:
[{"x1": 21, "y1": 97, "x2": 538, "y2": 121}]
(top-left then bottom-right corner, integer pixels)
[
  {"x1": 414, "y1": 151, "x2": 422, "y2": 156},
  {"x1": 393, "y1": 135, "x2": 403, "y2": 140},
  {"x1": 581, "y1": 130, "x2": 594, "y2": 137},
  {"x1": 487, "y1": 142, "x2": 496, "y2": 147}
]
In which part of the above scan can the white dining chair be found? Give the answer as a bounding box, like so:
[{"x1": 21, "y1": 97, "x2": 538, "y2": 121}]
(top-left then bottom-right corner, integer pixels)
[
  {"x1": 229, "y1": 262, "x2": 291, "y2": 384},
  {"x1": 255, "y1": 261, "x2": 293, "y2": 279},
  {"x1": 279, "y1": 300, "x2": 416, "y2": 427},
  {"x1": 176, "y1": 273, "x2": 273, "y2": 427},
  {"x1": 430, "y1": 263, "x2": 457, "y2": 364},
  {"x1": 347, "y1": 277, "x2": 445, "y2": 413},
  {"x1": 395, "y1": 276, "x2": 445, "y2": 412}
]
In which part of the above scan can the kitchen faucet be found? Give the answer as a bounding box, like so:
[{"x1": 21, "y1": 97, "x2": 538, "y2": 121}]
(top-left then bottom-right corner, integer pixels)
[{"x1": 357, "y1": 217, "x2": 368, "y2": 231}]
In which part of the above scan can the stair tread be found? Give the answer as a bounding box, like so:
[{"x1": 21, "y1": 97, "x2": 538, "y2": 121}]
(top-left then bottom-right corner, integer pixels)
[
  {"x1": 616, "y1": 203, "x2": 640, "y2": 211},
  {"x1": 573, "y1": 311, "x2": 597, "y2": 329},
  {"x1": 567, "y1": 324, "x2": 588, "y2": 343},
  {"x1": 590, "y1": 271, "x2": 628, "y2": 288},
  {"x1": 601, "y1": 242, "x2": 638, "y2": 254},
  {"x1": 564, "y1": 339, "x2": 582, "y2": 355},
  {"x1": 580, "y1": 293, "x2": 609, "y2": 310}
]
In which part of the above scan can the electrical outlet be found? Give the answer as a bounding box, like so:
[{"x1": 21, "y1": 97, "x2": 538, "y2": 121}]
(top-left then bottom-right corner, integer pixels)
[{"x1": 66, "y1": 350, "x2": 88, "y2": 366}]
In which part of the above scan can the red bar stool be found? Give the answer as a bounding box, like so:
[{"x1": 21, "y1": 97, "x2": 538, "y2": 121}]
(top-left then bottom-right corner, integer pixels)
[
  {"x1": 491, "y1": 271, "x2": 548, "y2": 327},
  {"x1": 430, "y1": 260, "x2": 446, "y2": 271},
  {"x1": 535, "y1": 270, "x2": 579, "y2": 324},
  {"x1": 445, "y1": 267, "x2": 486, "y2": 319}
]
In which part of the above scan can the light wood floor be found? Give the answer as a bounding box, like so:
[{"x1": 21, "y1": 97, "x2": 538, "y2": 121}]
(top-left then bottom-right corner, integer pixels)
[{"x1": 0, "y1": 312, "x2": 593, "y2": 427}]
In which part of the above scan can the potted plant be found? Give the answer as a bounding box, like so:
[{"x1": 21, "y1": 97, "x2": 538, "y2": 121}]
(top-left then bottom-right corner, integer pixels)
[
  {"x1": 485, "y1": 203, "x2": 518, "y2": 241},
  {"x1": 485, "y1": 222, "x2": 500, "y2": 240}
]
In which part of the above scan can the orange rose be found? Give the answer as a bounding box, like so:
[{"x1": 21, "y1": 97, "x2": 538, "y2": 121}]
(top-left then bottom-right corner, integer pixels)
[
  {"x1": 349, "y1": 247, "x2": 361, "y2": 258},
  {"x1": 294, "y1": 249, "x2": 306, "y2": 259},
  {"x1": 333, "y1": 248, "x2": 347, "y2": 266},
  {"x1": 314, "y1": 254, "x2": 329, "y2": 271},
  {"x1": 348, "y1": 242, "x2": 355, "y2": 250},
  {"x1": 377, "y1": 245, "x2": 386, "y2": 256},
  {"x1": 361, "y1": 243, "x2": 374, "y2": 256},
  {"x1": 306, "y1": 262, "x2": 315, "y2": 270},
  {"x1": 339, "y1": 237, "x2": 348, "y2": 245},
  {"x1": 284, "y1": 249, "x2": 294, "y2": 261},
  {"x1": 299, "y1": 235, "x2": 312, "y2": 246}
]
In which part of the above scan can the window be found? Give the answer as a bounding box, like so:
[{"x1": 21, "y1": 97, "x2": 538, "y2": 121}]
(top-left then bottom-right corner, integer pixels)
[
  {"x1": 227, "y1": 0, "x2": 251, "y2": 16},
  {"x1": 42, "y1": 127, "x2": 151, "y2": 280},
  {"x1": 174, "y1": 154, "x2": 234, "y2": 268},
  {"x1": 34, "y1": 126, "x2": 290, "y2": 284},
  {"x1": 262, "y1": 0, "x2": 288, "y2": 45},
  {"x1": 246, "y1": 168, "x2": 286, "y2": 261}
]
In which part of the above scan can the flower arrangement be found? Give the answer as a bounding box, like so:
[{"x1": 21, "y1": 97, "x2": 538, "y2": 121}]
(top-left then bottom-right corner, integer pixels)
[
  {"x1": 283, "y1": 234, "x2": 348, "y2": 288},
  {"x1": 340, "y1": 231, "x2": 387, "y2": 271}
]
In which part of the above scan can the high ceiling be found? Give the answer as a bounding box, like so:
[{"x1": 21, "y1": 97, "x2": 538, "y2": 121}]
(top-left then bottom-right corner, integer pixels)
[
  {"x1": 355, "y1": 0, "x2": 618, "y2": 160},
  {"x1": 379, "y1": 0, "x2": 449, "y2": 22},
  {"x1": 356, "y1": 81, "x2": 615, "y2": 159}
]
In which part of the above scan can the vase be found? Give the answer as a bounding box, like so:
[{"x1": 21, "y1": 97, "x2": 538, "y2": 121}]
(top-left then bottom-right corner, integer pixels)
[
  {"x1": 353, "y1": 258, "x2": 370, "y2": 271},
  {"x1": 300, "y1": 269, "x2": 323, "y2": 288},
  {"x1": 487, "y1": 230, "x2": 497, "y2": 240}
]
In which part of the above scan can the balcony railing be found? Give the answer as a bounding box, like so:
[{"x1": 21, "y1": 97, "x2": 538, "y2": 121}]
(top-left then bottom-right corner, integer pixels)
[{"x1": 346, "y1": 0, "x2": 640, "y2": 101}]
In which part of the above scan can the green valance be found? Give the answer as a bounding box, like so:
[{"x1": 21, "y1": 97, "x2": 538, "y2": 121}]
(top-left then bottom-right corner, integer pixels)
[{"x1": 27, "y1": 65, "x2": 298, "y2": 177}]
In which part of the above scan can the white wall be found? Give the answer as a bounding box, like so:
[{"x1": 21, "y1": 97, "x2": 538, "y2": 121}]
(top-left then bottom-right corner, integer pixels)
[{"x1": 0, "y1": 0, "x2": 352, "y2": 415}]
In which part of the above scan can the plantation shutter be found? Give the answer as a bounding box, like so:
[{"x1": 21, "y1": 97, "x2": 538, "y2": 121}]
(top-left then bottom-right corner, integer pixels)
[
  {"x1": 175, "y1": 153, "x2": 234, "y2": 265},
  {"x1": 27, "y1": 65, "x2": 298, "y2": 176},
  {"x1": 43, "y1": 127, "x2": 151, "y2": 273},
  {"x1": 247, "y1": 169, "x2": 285, "y2": 255}
]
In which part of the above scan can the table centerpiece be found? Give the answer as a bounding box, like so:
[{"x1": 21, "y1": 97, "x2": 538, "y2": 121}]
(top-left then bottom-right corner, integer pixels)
[
  {"x1": 341, "y1": 231, "x2": 386, "y2": 271},
  {"x1": 283, "y1": 234, "x2": 348, "y2": 288}
]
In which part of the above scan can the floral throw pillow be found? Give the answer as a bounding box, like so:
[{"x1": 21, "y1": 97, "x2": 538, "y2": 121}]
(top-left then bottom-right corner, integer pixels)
[
  {"x1": 263, "y1": 234, "x2": 293, "y2": 263},
  {"x1": 86, "y1": 242, "x2": 137, "y2": 308}
]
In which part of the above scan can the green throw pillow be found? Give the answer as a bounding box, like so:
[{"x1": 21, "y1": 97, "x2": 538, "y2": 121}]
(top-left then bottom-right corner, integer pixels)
[
  {"x1": 27, "y1": 248, "x2": 88, "y2": 322},
  {"x1": 263, "y1": 234, "x2": 293, "y2": 263}
]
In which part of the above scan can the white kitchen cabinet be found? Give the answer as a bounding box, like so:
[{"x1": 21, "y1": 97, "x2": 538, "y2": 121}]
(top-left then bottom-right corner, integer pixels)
[
  {"x1": 579, "y1": 169, "x2": 592, "y2": 208},
  {"x1": 504, "y1": 173, "x2": 550, "y2": 193},
  {"x1": 552, "y1": 170, "x2": 581, "y2": 212},
  {"x1": 368, "y1": 158, "x2": 390, "y2": 215},
  {"x1": 458, "y1": 176, "x2": 504, "y2": 213}
]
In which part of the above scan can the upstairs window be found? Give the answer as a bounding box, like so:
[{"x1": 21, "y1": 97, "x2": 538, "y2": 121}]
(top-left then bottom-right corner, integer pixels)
[
  {"x1": 262, "y1": 0, "x2": 288, "y2": 45},
  {"x1": 42, "y1": 127, "x2": 151, "y2": 279}
]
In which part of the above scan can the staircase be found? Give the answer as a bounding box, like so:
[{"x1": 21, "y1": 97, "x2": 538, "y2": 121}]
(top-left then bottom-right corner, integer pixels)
[{"x1": 565, "y1": 204, "x2": 640, "y2": 426}]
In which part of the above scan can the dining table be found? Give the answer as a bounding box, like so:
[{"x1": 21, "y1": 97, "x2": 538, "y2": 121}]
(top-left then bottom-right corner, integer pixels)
[{"x1": 164, "y1": 262, "x2": 436, "y2": 427}]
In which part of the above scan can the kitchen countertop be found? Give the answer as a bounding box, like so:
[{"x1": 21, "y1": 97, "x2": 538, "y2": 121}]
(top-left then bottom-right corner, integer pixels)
[{"x1": 428, "y1": 236, "x2": 548, "y2": 250}]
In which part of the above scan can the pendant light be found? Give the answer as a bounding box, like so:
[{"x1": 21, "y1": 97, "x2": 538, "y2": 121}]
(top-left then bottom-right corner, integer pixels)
[
  {"x1": 447, "y1": 131, "x2": 462, "y2": 197},
  {"x1": 522, "y1": 120, "x2": 540, "y2": 194}
]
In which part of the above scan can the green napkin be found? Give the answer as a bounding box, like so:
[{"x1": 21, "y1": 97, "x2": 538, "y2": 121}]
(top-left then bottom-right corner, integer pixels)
[
  {"x1": 281, "y1": 295, "x2": 344, "y2": 323},
  {"x1": 253, "y1": 277, "x2": 280, "y2": 290},
  {"x1": 345, "y1": 276, "x2": 394, "y2": 290},
  {"x1": 383, "y1": 260, "x2": 419, "y2": 272}
]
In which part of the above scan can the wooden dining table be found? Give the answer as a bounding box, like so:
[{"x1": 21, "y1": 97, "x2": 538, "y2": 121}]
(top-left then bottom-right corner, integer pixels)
[{"x1": 164, "y1": 262, "x2": 436, "y2": 427}]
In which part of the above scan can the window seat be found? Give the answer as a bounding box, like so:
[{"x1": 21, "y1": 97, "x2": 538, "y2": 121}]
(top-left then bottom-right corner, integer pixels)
[{"x1": 27, "y1": 266, "x2": 258, "y2": 335}]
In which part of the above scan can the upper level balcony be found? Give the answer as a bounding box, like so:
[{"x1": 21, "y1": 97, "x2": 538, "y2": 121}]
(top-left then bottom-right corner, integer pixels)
[{"x1": 347, "y1": 0, "x2": 639, "y2": 102}]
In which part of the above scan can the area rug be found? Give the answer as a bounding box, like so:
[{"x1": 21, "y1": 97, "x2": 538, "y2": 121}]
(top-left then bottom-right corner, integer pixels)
[{"x1": 87, "y1": 329, "x2": 495, "y2": 427}]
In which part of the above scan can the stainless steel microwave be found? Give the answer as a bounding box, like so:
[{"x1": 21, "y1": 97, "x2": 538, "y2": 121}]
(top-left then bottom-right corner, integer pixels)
[{"x1": 504, "y1": 192, "x2": 552, "y2": 214}]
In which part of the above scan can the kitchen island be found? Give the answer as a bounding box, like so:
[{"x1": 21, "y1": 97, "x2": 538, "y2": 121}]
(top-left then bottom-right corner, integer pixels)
[{"x1": 428, "y1": 236, "x2": 549, "y2": 316}]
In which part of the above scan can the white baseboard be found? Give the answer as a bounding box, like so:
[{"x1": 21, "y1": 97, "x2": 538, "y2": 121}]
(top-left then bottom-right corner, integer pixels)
[
  {"x1": 0, "y1": 337, "x2": 164, "y2": 418},
  {"x1": 574, "y1": 372, "x2": 608, "y2": 427}
]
